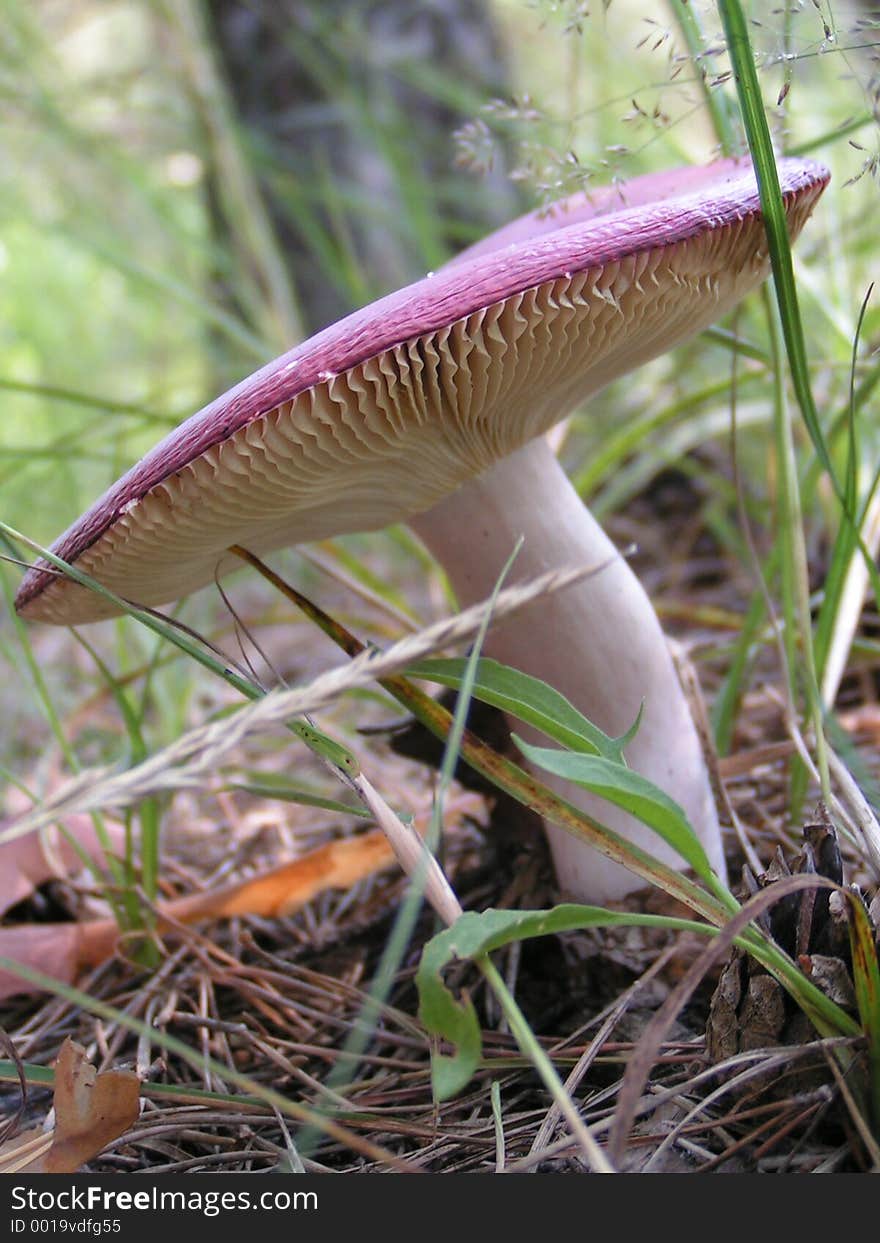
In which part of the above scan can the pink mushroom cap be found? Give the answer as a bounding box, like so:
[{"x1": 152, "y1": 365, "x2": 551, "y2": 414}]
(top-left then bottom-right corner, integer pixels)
[{"x1": 16, "y1": 156, "x2": 829, "y2": 624}]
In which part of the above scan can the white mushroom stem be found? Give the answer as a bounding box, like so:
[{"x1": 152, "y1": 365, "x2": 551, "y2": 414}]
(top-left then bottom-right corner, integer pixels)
[{"x1": 409, "y1": 437, "x2": 726, "y2": 903}]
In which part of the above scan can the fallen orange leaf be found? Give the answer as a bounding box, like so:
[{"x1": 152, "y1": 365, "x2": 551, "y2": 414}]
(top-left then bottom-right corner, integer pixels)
[
  {"x1": 0, "y1": 791, "x2": 486, "y2": 999},
  {"x1": 0, "y1": 829, "x2": 395, "y2": 998}
]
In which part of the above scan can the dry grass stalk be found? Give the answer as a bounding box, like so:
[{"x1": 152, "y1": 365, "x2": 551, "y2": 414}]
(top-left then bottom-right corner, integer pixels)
[{"x1": 3, "y1": 561, "x2": 600, "y2": 839}]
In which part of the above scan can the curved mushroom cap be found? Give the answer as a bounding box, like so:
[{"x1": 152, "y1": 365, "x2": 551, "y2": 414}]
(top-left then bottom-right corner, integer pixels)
[{"x1": 17, "y1": 157, "x2": 828, "y2": 624}]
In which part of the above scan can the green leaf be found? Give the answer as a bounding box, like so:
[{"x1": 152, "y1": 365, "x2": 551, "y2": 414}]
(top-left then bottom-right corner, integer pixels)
[
  {"x1": 512, "y1": 739, "x2": 718, "y2": 887},
  {"x1": 418, "y1": 906, "x2": 710, "y2": 1099},
  {"x1": 407, "y1": 657, "x2": 637, "y2": 763}
]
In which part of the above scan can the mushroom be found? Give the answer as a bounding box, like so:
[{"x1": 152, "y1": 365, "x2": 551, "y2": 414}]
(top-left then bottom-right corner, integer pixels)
[{"x1": 15, "y1": 157, "x2": 829, "y2": 903}]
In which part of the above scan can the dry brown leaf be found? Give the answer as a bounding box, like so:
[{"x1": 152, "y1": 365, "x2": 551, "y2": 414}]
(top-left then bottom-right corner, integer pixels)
[
  {"x1": 0, "y1": 1039, "x2": 139, "y2": 1173},
  {"x1": 0, "y1": 791, "x2": 484, "y2": 998},
  {"x1": 0, "y1": 796, "x2": 125, "y2": 915},
  {"x1": 45, "y1": 1039, "x2": 140, "y2": 1172},
  {"x1": 0, "y1": 829, "x2": 399, "y2": 998},
  {"x1": 0, "y1": 920, "x2": 117, "y2": 1000}
]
